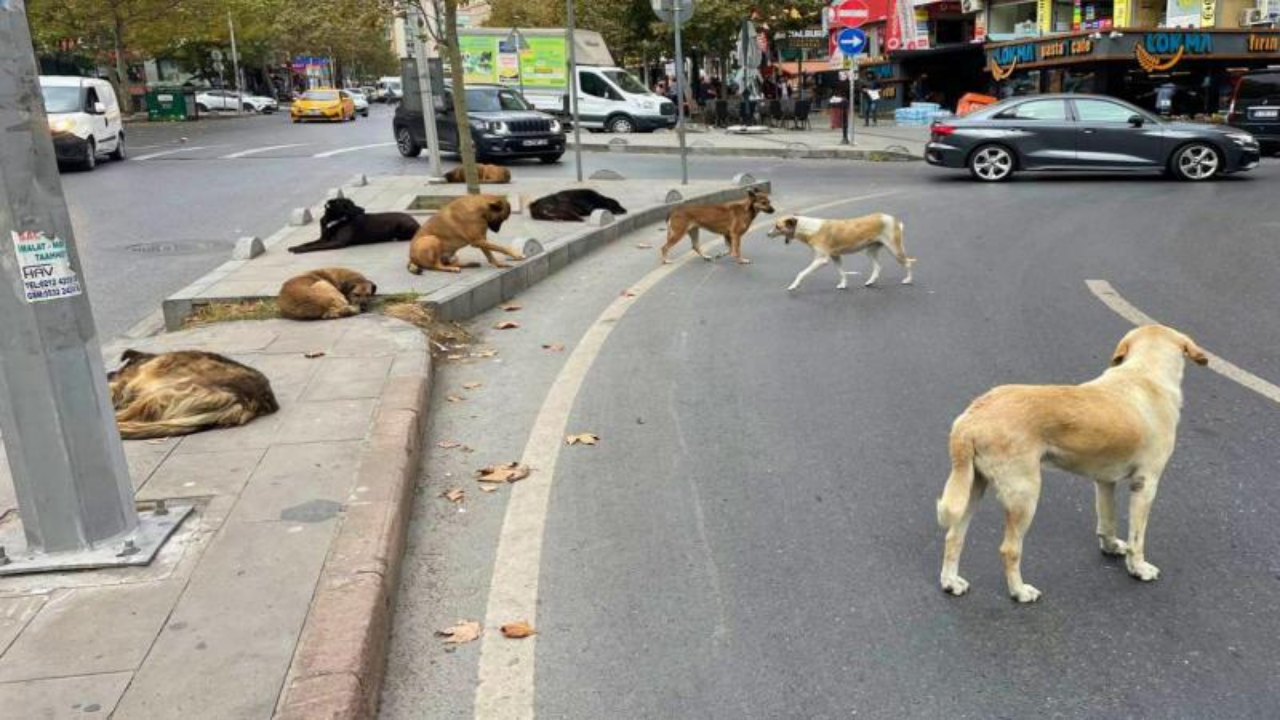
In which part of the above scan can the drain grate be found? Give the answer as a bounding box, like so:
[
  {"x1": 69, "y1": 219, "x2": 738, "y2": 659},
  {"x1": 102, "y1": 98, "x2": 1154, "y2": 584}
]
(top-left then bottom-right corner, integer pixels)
[{"x1": 125, "y1": 240, "x2": 229, "y2": 255}]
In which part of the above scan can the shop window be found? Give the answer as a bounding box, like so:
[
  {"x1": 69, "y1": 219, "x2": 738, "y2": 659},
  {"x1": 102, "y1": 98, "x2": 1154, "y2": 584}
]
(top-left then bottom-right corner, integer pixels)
[
  {"x1": 996, "y1": 98, "x2": 1068, "y2": 119},
  {"x1": 988, "y1": 0, "x2": 1038, "y2": 36},
  {"x1": 1052, "y1": 0, "x2": 1075, "y2": 31},
  {"x1": 1075, "y1": 0, "x2": 1115, "y2": 30}
]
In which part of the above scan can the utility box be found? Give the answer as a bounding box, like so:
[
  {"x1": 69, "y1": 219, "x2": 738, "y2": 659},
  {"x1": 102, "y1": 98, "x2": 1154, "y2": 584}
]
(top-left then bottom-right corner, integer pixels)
[{"x1": 146, "y1": 86, "x2": 193, "y2": 121}]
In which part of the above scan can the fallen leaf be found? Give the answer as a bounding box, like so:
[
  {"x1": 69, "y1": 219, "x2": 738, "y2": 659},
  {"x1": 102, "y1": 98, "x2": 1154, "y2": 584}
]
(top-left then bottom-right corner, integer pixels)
[
  {"x1": 447, "y1": 354, "x2": 465, "y2": 360},
  {"x1": 441, "y1": 488, "x2": 465, "y2": 503},
  {"x1": 446, "y1": 395, "x2": 465, "y2": 403},
  {"x1": 501, "y1": 621, "x2": 537, "y2": 639},
  {"x1": 635, "y1": 242, "x2": 653, "y2": 249},
  {"x1": 542, "y1": 343, "x2": 565, "y2": 352},
  {"x1": 494, "y1": 321, "x2": 521, "y2": 330},
  {"x1": 565, "y1": 433, "x2": 600, "y2": 446},
  {"x1": 461, "y1": 445, "x2": 475, "y2": 453},
  {"x1": 621, "y1": 290, "x2": 637, "y2": 298},
  {"x1": 474, "y1": 349, "x2": 498, "y2": 358},
  {"x1": 477, "y1": 462, "x2": 531, "y2": 484},
  {"x1": 501, "y1": 303, "x2": 523, "y2": 312},
  {"x1": 462, "y1": 381, "x2": 483, "y2": 390},
  {"x1": 304, "y1": 351, "x2": 326, "y2": 359},
  {"x1": 479, "y1": 485, "x2": 500, "y2": 493},
  {"x1": 437, "y1": 440, "x2": 462, "y2": 449},
  {"x1": 436, "y1": 620, "x2": 481, "y2": 644}
]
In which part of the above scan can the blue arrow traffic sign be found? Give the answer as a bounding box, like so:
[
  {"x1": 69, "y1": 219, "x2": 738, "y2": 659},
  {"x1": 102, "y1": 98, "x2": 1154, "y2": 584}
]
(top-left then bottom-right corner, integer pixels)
[{"x1": 837, "y1": 28, "x2": 867, "y2": 57}]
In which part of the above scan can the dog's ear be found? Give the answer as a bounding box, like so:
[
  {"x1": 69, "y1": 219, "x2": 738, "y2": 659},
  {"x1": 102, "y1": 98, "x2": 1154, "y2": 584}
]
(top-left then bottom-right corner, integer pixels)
[
  {"x1": 369, "y1": 282, "x2": 378, "y2": 297},
  {"x1": 120, "y1": 349, "x2": 151, "y2": 365},
  {"x1": 746, "y1": 188, "x2": 759, "y2": 197},
  {"x1": 1110, "y1": 336, "x2": 1131, "y2": 366},
  {"x1": 785, "y1": 217, "x2": 798, "y2": 229},
  {"x1": 1182, "y1": 334, "x2": 1209, "y2": 366}
]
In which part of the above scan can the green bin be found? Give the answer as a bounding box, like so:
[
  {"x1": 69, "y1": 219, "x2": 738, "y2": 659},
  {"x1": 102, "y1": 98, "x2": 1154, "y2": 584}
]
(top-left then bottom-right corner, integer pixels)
[{"x1": 146, "y1": 86, "x2": 190, "y2": 121}]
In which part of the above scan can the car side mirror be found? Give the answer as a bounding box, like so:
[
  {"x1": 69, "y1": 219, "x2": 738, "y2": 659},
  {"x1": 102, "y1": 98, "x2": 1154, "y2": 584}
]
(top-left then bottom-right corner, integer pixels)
[
  {"x1": 1128, "y1": 114, "x2": 1145, "y2": 127},
  {"x1": 92, "y1": 101, "x2": 106, "y2": 115}
]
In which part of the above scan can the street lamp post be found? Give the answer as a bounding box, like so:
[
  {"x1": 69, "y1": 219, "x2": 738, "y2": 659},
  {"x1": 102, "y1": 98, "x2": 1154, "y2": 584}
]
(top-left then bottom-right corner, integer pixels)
[
  {"x1": 566, "y1": 0, "x2": 584, "y2": 182},
  {"x1": 407, "y1": 6, "x2": 443, "y2": 177}
]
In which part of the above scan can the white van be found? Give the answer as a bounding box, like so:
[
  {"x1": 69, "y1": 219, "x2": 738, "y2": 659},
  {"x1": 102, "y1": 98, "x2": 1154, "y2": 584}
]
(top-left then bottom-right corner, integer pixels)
[
  {"x1": 40, "y1": 76, "x2": 125, "y2": 171},
  {"x1": 571, "y1": 66, "x2": 675, "y2": 134},
  {"x1": 376, "y1": 76, "x2": 403, "y2": 103}
]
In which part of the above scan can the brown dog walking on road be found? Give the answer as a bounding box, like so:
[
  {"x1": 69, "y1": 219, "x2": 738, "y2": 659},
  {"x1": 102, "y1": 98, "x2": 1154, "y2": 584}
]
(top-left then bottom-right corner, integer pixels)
[
  {"x1": 936, "y1": 325, "x2": 1209, "y2": 603},
  {"x1": 278, "y1": 268, "x2": 377, "y2": 320},
  {"x1": 661, "y1": 188, "x2": 775, "y2": 265},
  {"x1": 407, "y1": 194, "x2": 520, "y2": 274}
]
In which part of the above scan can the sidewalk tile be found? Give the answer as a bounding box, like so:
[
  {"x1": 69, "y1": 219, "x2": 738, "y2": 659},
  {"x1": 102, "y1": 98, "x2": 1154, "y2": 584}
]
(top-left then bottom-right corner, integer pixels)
[
  {"x1": 302, "y1": 356, "x2": 393, "y2": 401},
  {"x1": 113, "y1": 520, "x2": 335, "y2": 720},
  {"x1": 264, "y1": 322, "x2": 350, "y2": 355},
  {"x1": 170, "y1": 412, "x2": 286, "y2": 455},
  {"x1": 229, "y1": 353, "x2": 322, "y2": 402},
  {"x1": 0, "y1": 581, "x2": 184, "y2": 682},
  {"x1": 124, "y1": 439, "x2": 179, "y2": 490},
  {"x1": 231, "y1": 440, "x2": 361, "y2": 523},
  {"x1": 275, "y1": 398, "x2": 376, "y2": 444},
  {"x1": 0, "y1": 595, "x2": 48, "y2": 655},
  {"x1": 0, "y1": 672, "x2": 132, "y2": 719},
  {"x1": 136, "y1": 447, "x2": 266, "y2": 501}
]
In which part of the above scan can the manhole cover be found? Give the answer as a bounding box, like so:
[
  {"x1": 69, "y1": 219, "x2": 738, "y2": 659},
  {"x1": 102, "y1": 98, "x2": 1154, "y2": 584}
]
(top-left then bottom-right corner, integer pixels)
[{"x1": 125, "y1": 240, "x2": 229, "y2": 255}]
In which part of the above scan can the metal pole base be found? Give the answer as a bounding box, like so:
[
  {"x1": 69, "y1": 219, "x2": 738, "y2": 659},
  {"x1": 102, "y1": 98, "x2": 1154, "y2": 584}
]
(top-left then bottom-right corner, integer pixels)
[{"x1": 0, "y1": 502, "x2": 193, "y2": 577}]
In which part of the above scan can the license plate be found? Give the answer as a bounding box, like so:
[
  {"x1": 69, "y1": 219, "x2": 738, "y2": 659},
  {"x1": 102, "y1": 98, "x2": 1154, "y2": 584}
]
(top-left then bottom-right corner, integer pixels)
[
  {"x1": 1250, "y1": 108, "x2": 1278, "y2": 119},
  {"x1": 523, "y1": 139, "x2": 549, "y2": 147},
  {"x1": 307, "y1": 109, "x2": 321, "y2": 115}
]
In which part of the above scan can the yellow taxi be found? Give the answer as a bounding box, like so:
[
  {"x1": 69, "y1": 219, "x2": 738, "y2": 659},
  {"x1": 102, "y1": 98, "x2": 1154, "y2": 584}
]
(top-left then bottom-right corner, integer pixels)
[{"x1": 290, "y1": 88, "x2": 356, "y2": 123}]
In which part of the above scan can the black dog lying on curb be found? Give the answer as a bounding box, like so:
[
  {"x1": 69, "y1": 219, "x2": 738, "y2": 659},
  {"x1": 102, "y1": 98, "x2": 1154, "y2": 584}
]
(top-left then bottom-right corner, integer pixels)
[
  {"x1": 530, "y1": 189, "x2": 628, "y2": 222},
  {"x1": 289, "y1": 198, "x2": 420, "y2": 253}
]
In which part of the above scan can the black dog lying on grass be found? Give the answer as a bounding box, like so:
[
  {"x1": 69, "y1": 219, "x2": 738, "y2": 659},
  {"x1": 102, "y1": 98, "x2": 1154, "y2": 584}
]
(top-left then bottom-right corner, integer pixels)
[
  {"x1": 530, "y1": 189, "x2": 628, "y2": 223},
  {"x1": 289, "y1": 198, "x2": 421, "y2": 253}
]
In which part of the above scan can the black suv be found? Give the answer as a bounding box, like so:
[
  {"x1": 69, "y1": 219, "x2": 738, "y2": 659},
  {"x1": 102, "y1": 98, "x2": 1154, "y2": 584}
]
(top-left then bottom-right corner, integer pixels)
[
  {"x1": 394, "y1": 84, "x2": 565, "y2": 164},
  {"x1": 1228, "y1": 69, "x2": 1280, "y2": 155}
]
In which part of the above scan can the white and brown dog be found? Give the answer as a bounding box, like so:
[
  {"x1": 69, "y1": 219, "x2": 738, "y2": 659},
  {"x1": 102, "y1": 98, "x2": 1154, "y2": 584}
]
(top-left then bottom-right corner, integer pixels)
[
  {"x1": 767, "y1": 213, "x2": 915, "y2": 292},
  {"x1": 937, "y1": 325, "x2": 1209, "y2": 603}
]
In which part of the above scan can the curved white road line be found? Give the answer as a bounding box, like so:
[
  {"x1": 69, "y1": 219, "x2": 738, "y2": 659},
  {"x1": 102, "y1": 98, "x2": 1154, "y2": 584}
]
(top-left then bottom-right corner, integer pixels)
[
  {"x1": 473, "y1": 189, "x2": 903, "y2": 719},
  {"x1": 133, "y1": 146, "x2": 211, "y2": 161},
  {"x1": 1086, "y1": 279, "x2": 1280, "y2": 404},
  {"x1": 220, "y1": 143, "x2": 308, "y2": 159},
  {"x1": 311, "y1": 141, "x2": 395, "y2": 158}
]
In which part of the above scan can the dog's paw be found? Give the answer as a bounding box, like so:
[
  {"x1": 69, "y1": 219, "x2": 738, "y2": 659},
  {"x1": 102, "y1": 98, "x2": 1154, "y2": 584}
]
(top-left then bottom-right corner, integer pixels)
[
  {"x1": 737, "y1": 258, "x2": 753, "y2": 265},
  {"x1": 1010, "y1": 584, "x2": 1042, "y2": 603},
  {"x1": 837, "y1": 282, "x2": 848, "y2": 290},
  {"x1": 406, "y1": 263, "x2": 422, "y2": 275},
  {"x1": 901, "y1": 277, "x2": 914, "y2": 285},
  {"x1": 863, "y1": 280, "x2": 877, "y2": 288},
  {"x1": 940, "y1": 575, "x2": 970, "y2": 596},
  {"x1": 699, "y1": 254, "x2": 714, "y2": 262},
  {"x1": 1126, "y1": 558, "x2": 1161, "y2": 582},
  {"x1": 1099, "y1": 537, "x2": 1129, "y2": 557}
]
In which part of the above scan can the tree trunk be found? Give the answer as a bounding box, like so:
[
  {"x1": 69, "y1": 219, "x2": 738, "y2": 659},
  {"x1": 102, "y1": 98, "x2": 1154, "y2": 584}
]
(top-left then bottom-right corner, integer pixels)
[
  {"x1": 110, "y1": 15, "x2": 133, "y2": 114},
  {"x1": 443, "y1": 0, "x2": 480, "y2": 194}
]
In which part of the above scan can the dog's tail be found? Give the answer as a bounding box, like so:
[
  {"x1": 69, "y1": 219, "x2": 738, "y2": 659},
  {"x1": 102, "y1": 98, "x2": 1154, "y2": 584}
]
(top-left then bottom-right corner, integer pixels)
[
  {"x1": 896, "y1": 220, "x2": 916, "y2": 267},
  {"x1": 936, "y1": 424, "x2": 975, "y2": 529},
  {"x1": 117, "y1": 411, "x2": 232, "y2": 440}
]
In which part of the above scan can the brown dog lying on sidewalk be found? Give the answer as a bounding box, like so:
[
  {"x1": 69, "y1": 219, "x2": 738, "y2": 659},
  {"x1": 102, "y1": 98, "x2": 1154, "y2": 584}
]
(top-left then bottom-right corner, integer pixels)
[
  {"x1": 936, "y1": 324, "x2": 1209, "y2": 603},
  {"x1": 288, "y1": 198, "x2": 420, "y2": 254},
  {"x1": 407, "y1": 194, "x2": 520, "y2": 274},
  {"x1": 109, "y1": 350, "x2": 279, "y2": 439},
  {"x1": 278, "y1": 268, "x2": 377, "y2": 320},
  {"x1": 444, "y1": 164, "x2": 512, "y2": 184},
  {"x1": 661, "y1": 188, "x2": 775, "y2": 264}
]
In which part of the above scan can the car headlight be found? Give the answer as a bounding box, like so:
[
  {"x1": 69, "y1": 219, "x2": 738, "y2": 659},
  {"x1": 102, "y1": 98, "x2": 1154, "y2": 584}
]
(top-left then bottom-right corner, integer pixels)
[
  {"x1": 549, "y1": 119, "x2": 562, "y2": 133},
  {"x1": 1228, "y1": 133, "x2": 1258, "y2": 147},
  {"x1": 486, "y1": 121, "x2": 510, "y2": 136},
  {"x1": 49, "y1": 117, "x2": 78, "y2": 134}
]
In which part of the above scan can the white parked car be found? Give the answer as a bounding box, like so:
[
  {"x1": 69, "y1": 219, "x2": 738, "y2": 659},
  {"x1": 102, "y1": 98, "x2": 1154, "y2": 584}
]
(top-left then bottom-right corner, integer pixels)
[
  {"x1": 342, "y1": 89, "x2": 370, "y2": 117},
  {"x1": 40, "y1": 75, "x2": 125, "y2": 171},
  {"x1": 195, "y1": 89, "x2": 278, "y2": 114}
]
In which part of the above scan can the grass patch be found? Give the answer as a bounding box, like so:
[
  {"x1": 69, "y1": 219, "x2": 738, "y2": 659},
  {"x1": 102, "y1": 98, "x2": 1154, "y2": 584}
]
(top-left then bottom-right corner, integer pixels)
[{"x1": 183, "y1": 299, "x2": 280, "y2": 328}]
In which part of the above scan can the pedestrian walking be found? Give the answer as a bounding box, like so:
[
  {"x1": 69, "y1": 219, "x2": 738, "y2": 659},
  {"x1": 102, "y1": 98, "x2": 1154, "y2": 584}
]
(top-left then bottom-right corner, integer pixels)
[{"x1": 862, "y1": 74, "x2": 880, "y2": 126}]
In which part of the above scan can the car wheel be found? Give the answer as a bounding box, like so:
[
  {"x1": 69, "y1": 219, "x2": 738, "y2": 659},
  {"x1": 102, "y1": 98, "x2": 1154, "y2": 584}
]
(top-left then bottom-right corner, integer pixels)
[
  {"x1": 1171, "y1": 143, "x2": 1222, "y2": 181},
  {"x1": 539, "y1": 154, "x2": 563, "y2": 164},
  {"x1": 361, "y1": 110, "x2": 369, "y2": 117},
  {"x1": 606, "y1": 115, "x2": 635, "y2": 134},
  {"x1": 82, "y1": 139, "x2": 97, "y2": 171},
  {"x1": 242, "y1": 103, "x2": 256, "y2": 112},
  {"x1": 109, "y1": 133, "x2": 125, "y2": 161},
  {"x1": 196, "y1": 103, "x2": 209, "y2": 113},
  {"x1": 396, "y1": 127, "x2": 422, "y2": 158},
  {"x1": 968, "y1": 144, "x2": 1015, "y2": 182}
]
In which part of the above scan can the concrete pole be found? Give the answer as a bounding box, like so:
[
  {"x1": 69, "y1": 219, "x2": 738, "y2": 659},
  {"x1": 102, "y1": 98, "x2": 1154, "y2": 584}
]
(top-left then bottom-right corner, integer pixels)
[
  {"x1": 228, "y1": 11, "x2": 243, "y2": 114},
  {"x1": 412, "y1": 10, "x2": 443, "y2": 177},
  {"x1": 0, "y1": 2, "x2": 139, "y2": 555},
  {"x1": 672, "y1": 6, "x2": 689, "y2": 185},
  {"x1": 565, "y1": 0, "x2": 584, "y2": 182}
]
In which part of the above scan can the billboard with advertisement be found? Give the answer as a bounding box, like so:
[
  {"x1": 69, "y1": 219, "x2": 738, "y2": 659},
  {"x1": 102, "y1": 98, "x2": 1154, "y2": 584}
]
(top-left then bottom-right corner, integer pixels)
[
  {"x1": 519, "y1": 37, "x2": 567, "y2": 89},
  {"x1": 1166, "y1": 0, "x2": 1201, "y2": 26},
  {"x1": 459, "y1": 35, "x2": 499, "y2": 83}
]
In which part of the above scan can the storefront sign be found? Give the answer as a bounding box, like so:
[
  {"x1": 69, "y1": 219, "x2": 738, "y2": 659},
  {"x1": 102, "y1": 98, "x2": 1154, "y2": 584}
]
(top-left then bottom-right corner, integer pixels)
[
  {"x1": 1135, "y1": 32, "x2": 1211, "y2": 72},
  {"x1": 1113, "y1": 0, "x2": 1130, "y2": 26},
  {"x1": 1038, "y1": 0, "x2": 1053, "y2": 35},
  {"x1": 1199, "y1": 0, "x2": 1215, "y2": 28},
  {"x1": 987, "y1": 36, "x2": 1095, "y2": 77},
  {"x1": 1166, "y1": 0, "x2": 1200, "y2": 27},
  {"x1": 1250, "y1": 34, "x2": 1280, "y2": 52}
]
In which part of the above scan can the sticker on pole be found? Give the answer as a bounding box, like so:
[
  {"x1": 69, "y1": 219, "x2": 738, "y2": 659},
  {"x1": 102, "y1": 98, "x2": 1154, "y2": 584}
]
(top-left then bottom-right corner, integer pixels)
[{"x1": 11, "y1": 231, "x2": 83, "y2": 302}]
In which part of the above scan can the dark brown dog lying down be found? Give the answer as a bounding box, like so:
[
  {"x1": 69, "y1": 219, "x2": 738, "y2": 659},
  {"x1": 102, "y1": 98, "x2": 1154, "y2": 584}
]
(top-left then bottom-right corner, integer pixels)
[
  {"x1": 108, "y1": 350, "x2": 279, "y2": 439},
  {"x1": 530, "y1": 189, "x2": 628, "y2": 222},
  {"x1": 278, "y1": 268, "x2": 377, "y2": 320},
  {"x1": 444, "y1": 164, "x2": 511, "y2": 184},
  {"x1": 289, "y1": 198, "x2": 420, "y2": 254}
]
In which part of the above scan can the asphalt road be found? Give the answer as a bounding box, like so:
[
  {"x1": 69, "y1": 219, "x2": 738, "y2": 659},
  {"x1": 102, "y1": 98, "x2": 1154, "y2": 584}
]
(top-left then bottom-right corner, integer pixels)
[{"x1": 381, "y1": 159, "x2": 1280, "y2": 718}]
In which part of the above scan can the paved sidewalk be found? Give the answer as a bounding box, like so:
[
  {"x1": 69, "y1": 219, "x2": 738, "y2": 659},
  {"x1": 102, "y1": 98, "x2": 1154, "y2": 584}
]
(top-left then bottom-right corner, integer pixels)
[
  {"x1": 0, "y1": 316, "x2": 428, "y2": 719},
  {"x1": 571, "y1": 120, "x2": 929, "y2": 160}
]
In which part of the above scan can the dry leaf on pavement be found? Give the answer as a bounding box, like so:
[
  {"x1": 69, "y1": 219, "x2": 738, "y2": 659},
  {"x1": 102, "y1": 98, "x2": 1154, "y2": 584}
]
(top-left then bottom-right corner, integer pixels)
[
  {"x1": 635, "y1": 243, "x2": 653, "y2": 249},
  {"x1": 441, "y1": 488, "x2": 465, "y2": 503},
  {"x1": 542, "y1": 343, "x2": 565, "y2": 352},
  {"x1": 462, "y1": 381, "x2": 483, "y2": 390},
  {"x1": 446, "y1": 395, "x2": 465, "y2": 403},
  {"x1": 494, "y1": 321, "x2": 521, "y2": 330},
  {"x1": 303, "y1": 351, "x2": 326, "y2": 359},
  {"x1": 621, "y1": 290, "x2": 637, "y2": 298},
  {"x1": 474, "y1": 349, "x2": 498, "y2": 358},
  {"x1": 565, "y1": 433, "x2": 600, "y2": 446},
  {"x1": 479, "y1": 485, "x2": 500, "y2": 493},
  {"x1": 501, "y1": 303, "x2": 523, "y2": 312},
  {"x1": 437, "y1": 440, "x2": 462, "y2": 449},
  {"x1": 501, "y1": 621, "x2": 537, "y2": 639},
  {"x1": 477, "y1": 462, "x2": 531, "y2": 484},
  {"x1": 436, "y1": 620, "x2": 482, "y2": 644}
]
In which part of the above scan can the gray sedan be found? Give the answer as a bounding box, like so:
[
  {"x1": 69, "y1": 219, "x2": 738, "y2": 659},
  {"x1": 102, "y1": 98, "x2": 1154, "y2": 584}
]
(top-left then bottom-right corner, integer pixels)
[{"x1": 925, "y1": 94, "x2": 1261, "y2": 182}]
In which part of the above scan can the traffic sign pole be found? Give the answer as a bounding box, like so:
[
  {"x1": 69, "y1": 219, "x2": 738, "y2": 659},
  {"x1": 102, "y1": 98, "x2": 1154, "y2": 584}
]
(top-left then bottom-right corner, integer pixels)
[{"x1": 673, "y1": 11, "x2": 688, "y2": 185}]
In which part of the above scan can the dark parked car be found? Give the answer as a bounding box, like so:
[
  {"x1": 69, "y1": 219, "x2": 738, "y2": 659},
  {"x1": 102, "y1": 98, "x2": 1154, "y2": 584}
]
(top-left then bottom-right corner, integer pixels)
[
  {"x1": 1228, "y1": 69, "x2": 1280, "y2": 155},
  {"x1": 926, "y1": 94, "x2": 1260, "y2": 182},
  {"x1": 393, "y1": 84, "x2": 565, "y2": 164}
]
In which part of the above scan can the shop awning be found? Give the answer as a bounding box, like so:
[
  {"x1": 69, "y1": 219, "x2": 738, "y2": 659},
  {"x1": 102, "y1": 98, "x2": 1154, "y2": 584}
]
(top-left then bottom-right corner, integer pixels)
[
  {"x1": 891, "y1": 42, "x2": 985, "y2": 60},
  {"x1": 775, "y1": 59, "x2": 843, "y2": 75}
]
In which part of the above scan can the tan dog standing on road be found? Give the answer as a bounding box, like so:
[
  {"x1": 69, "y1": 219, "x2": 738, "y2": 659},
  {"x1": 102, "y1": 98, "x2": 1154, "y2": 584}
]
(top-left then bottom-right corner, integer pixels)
[
  {"x1": 661, "y1": 188, "x2": 775, "y2": 264},
  {"x1": 278, "y1": 268, "x2": 377, "y2": 320},
  {"x1": 443, "y1": 164, "x2": 511, "y2": 184},
  {"x1": 407, "y1": 194, "x2": 519, "y2": 273},
  {"x1": 768, "y1": 213, "x2": 915, "y2": 291},
  {"x1": 936, "y1": 325, "x2": 1209, "y2": 603}
]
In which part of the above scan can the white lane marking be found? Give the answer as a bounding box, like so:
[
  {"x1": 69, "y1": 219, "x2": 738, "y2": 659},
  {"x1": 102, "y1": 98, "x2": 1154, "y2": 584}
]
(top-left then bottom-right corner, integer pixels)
[
  {"x1": 311, "y1": 142, "x2": 395, "y2": 158},
  {"x1": 1087, "y1": 279, "x2": 1280, "y2": 404},
  {"x1": 219, "y1": 143, "x2": 308, "y2": 159},
  {"x1": 133, "y1": 146, "x2": 211, "y2": 161},
  {"x1": 473, "y1": 188, "x2": 903, "y2": 719}
]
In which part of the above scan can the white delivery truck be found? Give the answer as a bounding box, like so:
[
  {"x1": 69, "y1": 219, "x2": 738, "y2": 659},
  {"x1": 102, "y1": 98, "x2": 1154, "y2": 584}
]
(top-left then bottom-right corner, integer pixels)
[{"x1": 454, "y1": 28, "x2": 675, "y2": 133}]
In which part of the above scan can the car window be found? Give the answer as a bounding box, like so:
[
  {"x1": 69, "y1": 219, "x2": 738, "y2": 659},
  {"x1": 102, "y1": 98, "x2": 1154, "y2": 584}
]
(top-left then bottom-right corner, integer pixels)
[
  {"x1": 42, "y1": 86, "x2": 82, "y2": 113},
  {"x1": 579, "y1": 72, "x2": 617, "y2": 100},
  {"x1": 1074, "y1": 99, "x2": 1137, "y2": 123},
  {"x1": 496, "y1": 90, "x2": 530, "y2": 111},
  {"x1": 84, "y1": 87, "x2": 99, "y2": 110},
  {"x1": 302, "y1": 90, "x2": 338, "y2": 101},
  {"x1": 603, "y1": 70, "x2": 647, "y2": 95},
  {"x1": 997, "y1": 99, "x2": 1067, "y2": 121},
  {"x1": 1237, "y1": 72, "x2": 1280, "y2": 109}
]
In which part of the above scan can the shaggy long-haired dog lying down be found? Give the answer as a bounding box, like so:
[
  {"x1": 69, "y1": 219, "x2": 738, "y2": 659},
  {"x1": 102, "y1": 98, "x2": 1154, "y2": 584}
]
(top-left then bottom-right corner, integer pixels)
[
  {"x1": 530, "y1": 189, "x2": 628, "y2": 222},
  {"x1": 288, "y1": 197, "x2": 420, "y2": 254},
  {"x1": 108, "y1": 350, "x2": 279, "y2": 439}
]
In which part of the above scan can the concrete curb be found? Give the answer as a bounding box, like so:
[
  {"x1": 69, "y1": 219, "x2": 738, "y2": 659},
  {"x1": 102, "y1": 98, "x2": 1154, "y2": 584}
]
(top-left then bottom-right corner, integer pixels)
[
  {"x1": 570, "y1": 142, "x2": 920, "y2": 162},
  {"x1": 421, "y1": 180, "x2": 772, "y2": 321},
  {"x1": 274, "y1": 347, "x2": 431, "y2": 720}
]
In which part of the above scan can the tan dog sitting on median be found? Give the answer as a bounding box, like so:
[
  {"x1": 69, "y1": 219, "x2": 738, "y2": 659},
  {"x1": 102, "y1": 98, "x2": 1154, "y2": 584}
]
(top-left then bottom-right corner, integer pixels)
[
  {"x1": 407, "y1": 194, "x2": 519, "y2": 274},
  {"x1": 767, "y1": 213, "x2": 914, "y2": 292},
  {"x1": 443, "y1": 164, "x2": 511, "y2": 184},
  {"x1": 936, "y1": 325, "x2": 1209, "y2": 603},
  {"x1": 278, "y1": 268, "x2": 377, "y2": 320},
  {"x1": 661, "y1": 188, "x2": 775, "y2": 265}
]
